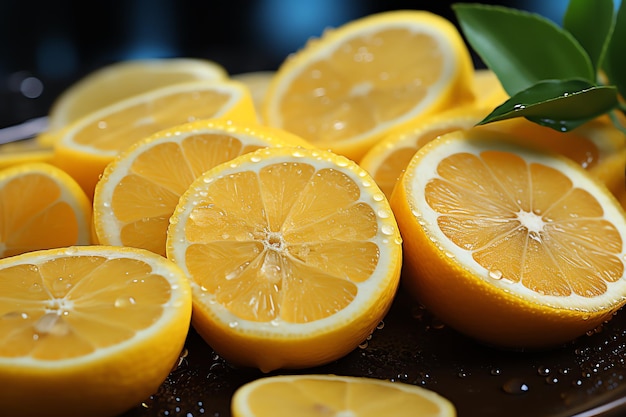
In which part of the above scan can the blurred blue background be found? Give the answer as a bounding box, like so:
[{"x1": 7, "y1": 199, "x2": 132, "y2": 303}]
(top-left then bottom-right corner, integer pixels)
[{"x1": 0, "y1": 0, "x2": 618, "y2": 128}]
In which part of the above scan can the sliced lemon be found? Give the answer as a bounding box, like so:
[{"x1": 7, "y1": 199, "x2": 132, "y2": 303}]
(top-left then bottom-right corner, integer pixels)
[
  {"x1": 53, "y1": 80, "x2": 258, "y2": 198},
  {"x1": 390, "y1": 129, "x2": 626, "y2": 348},
  {"x1": 232, "y1": 374, "x2": 456, "y2": 417},
  {"x1": 360, "y1": 106, "x2": 486, "y2": 198},
  {"x1": 45, "y1": 58, "x2": 228, "y2": 135},
  {"x1": 0, "y1": 162, "x2": 91, "y2": 258},
  {"x1": 0, "y1": 245, "x2": 192, "y2": 417},
  {"x1": 166, "y1": 146, "x2": 402, "y2": 372},
  {"x1": 0, "y1": 138, "x2": 54, "y2": 169},
  {"x1": 232, "y1": 71, "x2": 275, "y2": 119},
  {"x1": 262, "y1": 10, "x2": 475, "y2": 161},
  {"x1": 93, "y1": 119, "x2": 313, "y2": 256}
]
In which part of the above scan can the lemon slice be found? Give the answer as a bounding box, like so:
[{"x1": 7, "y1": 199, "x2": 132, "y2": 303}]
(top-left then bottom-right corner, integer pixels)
[
  {"x1": 0, "y1": 245, "x2": 192, "y2": 417},
  {"x1": 93, "y1": 119, "x2": 313, "y2": 256},
  {"x1": 0, "y1": 162, "x2": 91, "y2": 258},
  {"x1": 360, "y1": 106, "x2": 486, "y2": 198},
  {"x1": 166, "y1": 146, "x2": 402, "y2": 372},
  {"x1": 390, "y1": 129, "x2": 626, "y2": 348},
  {"x1": 232, "y1": 374, "x2": 456, "y2": 417},
  {"x1": 262, "y1": 10, "x2": 475, "y2": 161},
  {"x1": 46, "y1": 58, "x2": 228, "y2": 134},
  {"x1": 471, "y1": 68, "x2": 508, "y2": 108},
  {"x1": 0, "y1": 138, "x2": 54, "y2": 169},
  {"x1": 53, "y1": 79, "x2": 258, "y2": 198},
  {"x1": 232, "y1": 71, "x2": 275, "y2": 119}
]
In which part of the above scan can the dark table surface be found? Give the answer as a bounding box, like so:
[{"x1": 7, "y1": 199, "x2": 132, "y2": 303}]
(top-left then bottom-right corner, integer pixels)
[{"x1": 119, "y1": 289, "x2": 626, "y2": 417}]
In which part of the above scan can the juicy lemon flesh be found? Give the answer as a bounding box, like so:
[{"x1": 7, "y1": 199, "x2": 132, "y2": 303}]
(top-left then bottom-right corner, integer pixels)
[
  {"x1": 0, "y1": 174, "x2": 79, "y2": 258},
  {"x1": 245, "y1": 379, "x2": 442, "y2": 417},
  {"x1": 428, "y1": 150, "x2": 623, "y2": 298},
  {"x1": 64, "y1": 72, "x2": 220, "y2": 122},
  {"x1": 0, "y1": 255, "x2": 170, "y2": 360},
  {"x1": 73, "y1": 90, "x2": 232, "y2": 152},
  {"x1": 233, "y1": 375, "x2": 455, "y2": 417},
  {"x1": 372, "y1": 125, "x2": 466, "y2": 198},
  {"x1": 111, "y1": 135, "x2": 263, "y2": 255},
  {"x1": 279, "y1": 28, "x2": 443, "y2": 144},
  {"x1": 182, "y1": 162, "x2": 380, "y2": 323},
  {"x1": 49, "y1": 58, "x2": 227, "y2": 131},
  {"x1": 371, "y1": 146, "x2": 416, "y2": 198}
]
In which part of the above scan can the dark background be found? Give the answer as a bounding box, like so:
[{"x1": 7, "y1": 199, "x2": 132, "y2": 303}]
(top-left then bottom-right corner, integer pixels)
[{"x1": 0, "y1": 0, "x2": 572, "y2": 128}]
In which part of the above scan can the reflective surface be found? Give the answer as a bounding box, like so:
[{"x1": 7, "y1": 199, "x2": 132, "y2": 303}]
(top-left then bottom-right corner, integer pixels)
[{"x1": 121, "y1": 291, "x2": 626, "y2": 417}]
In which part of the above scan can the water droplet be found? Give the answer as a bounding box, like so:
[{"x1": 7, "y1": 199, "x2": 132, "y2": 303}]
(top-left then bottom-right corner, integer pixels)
[
  {"x1": 372, "y1": 193, "x2": 385, "y2": 202},
  {"x1": 537, "y1": 366, "x2": 551, "y2": 376},
  {"x1": 381, "y1": 224, "x2": 395, "y2": 236},
  {"x1": 114, "y1": 296, "x2": 137, "y2": 308},
  {"x1": 490, "y1": 368, "x2": 502, "y2": 376},
  {"x1": 377, "y1": 209, "x2": 390, "y2": 218},
  {"x1": 393, "y1": 373, "x2": 409, "y2": 382},
  {"x1": 488, "y1": 269, "x2": 503, "y2": 280},
  {"x1": 376, "y1": 321, "x2": 385, "y2": 330},
  {"x1": 545, "y1": 376, "x2": 559, "y2": 385},
  {"x1": 63, "y1": 247, "x2": 78, "y2": 255},
  {"x1": 502, "y1": 378, "x2": 530, "y2": 395},
  {"x1": 228, "y1": 321, "x2": 239, "y2": 328}
]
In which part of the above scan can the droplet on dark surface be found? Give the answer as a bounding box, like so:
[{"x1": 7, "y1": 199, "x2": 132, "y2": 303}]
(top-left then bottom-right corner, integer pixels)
[{"x1": 502, "y1": 378, "x2": 530, "y2": 395}]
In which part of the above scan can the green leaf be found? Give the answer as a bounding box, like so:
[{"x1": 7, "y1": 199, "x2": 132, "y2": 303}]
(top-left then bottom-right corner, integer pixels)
[
  {"x1": 453, "y1": 3, "x2": 594, "y2": 95},
  {"x1": 602, "y1": 0, "x2": 626, "y2": 98},
  {"x1": 563, "y1": 0, "x2": 614, "y2": 73},
  {"x1": 478, "y1": 79, "x2": 619, "y2": 131}
]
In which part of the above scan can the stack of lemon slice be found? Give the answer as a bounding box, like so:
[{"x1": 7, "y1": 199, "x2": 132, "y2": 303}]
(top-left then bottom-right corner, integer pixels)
[{"x1": 1, "y1": 8, "x2": 626, "y2": 417}]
